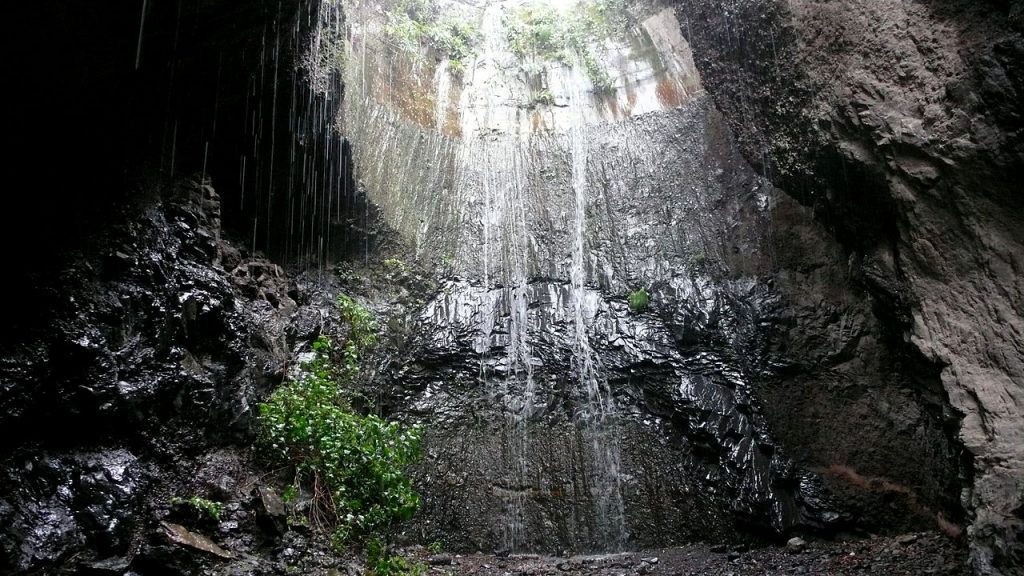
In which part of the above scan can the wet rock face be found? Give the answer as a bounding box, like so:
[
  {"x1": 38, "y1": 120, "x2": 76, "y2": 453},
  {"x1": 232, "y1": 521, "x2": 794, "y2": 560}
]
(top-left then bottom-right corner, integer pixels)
[
  {"x1": 1, "y1": 183, "x2": 293, "y2": 452},
  {"x1": 390, "y1": 280, "x2": 826, "y2": 552},
  {"x1": 340, "y1": 0, "x2": 969, "y2": 551},
  {"x1": 666, "y1": 0, "x2": 1023, "y2": 572},
  {"x1": 0, "y1": 450, "x2": 144, "y2": 572},
  {"x1": 0, "y1": 182, "x2": 305, "y2": 573},
  {"x1": 2, "y1": 0, "x2": 1011, "y2": 571},
  {"x1": 356, "y1": 90, "x2": 962, "y2": 551}
]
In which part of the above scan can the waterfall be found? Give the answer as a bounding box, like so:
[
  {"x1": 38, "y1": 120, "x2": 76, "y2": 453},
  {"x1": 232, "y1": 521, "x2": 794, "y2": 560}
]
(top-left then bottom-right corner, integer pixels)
[
  {"x1": 566, "y1": 62, "x2": 627, "y2": 550},
  {"x1": 340, "y1": 0, "x2": 705, "y2": 552}
]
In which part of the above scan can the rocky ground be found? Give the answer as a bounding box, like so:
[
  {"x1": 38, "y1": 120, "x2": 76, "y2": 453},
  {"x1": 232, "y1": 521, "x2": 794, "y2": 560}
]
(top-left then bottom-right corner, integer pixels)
[
  {"x1": 405, "y1": 532, "x2": 965, "y2": 576},
  {"x1": 143, "y1": 520, "x2": 965, "y2": 576}
]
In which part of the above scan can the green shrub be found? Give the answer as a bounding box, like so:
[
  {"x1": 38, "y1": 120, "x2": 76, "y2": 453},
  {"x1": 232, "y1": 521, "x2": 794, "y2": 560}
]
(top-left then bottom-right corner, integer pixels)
[
  {"x1": 282, "y1": 484, "x2": 298, "y2": 503},
  {"x1": 429, "y1": 17, "x2": 480, "y2": 67},
  {"x1": 383, "y1": 257, "x2": 410, "y2": 275},
  {"x1": 448, "y1": 58, "x2": 466, "y2": 75},
  {"x1": 628, "y1": 288, "x2": 649, "y2": 312},
  {"x1": 384, "y1": 12, "x2": 427, "y2": 55},
  {"x1": 530, "y1": 89, "x2": 555, "y2": 107},
  {"x1": 579, "y1": 48, "x2": 613, "y2": 92},
  {"x1": 335, "y1": 294, "x2": 379, "y2": 380},
  {"x1": 336, "y1": 295, "x2": 378, "y2": 348},
  {"x1": 503, "y1": 4, "x2": 572, "y2": 63},
  {"x1": 258, "y1": 295, "x2": 421, "y2": 545}
]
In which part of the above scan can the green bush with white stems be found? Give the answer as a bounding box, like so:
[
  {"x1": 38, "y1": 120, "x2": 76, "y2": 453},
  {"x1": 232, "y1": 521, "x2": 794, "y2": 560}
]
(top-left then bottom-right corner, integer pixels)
[
  {"x1": 258, "y1": 294, "x2": 422, "y2": 551},
  {"x1": 382, "y1": 0, "x2": 481, "y2": 75}
]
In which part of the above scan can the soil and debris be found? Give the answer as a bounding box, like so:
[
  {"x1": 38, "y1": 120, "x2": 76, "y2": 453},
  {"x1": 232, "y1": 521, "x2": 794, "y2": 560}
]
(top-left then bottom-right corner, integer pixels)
[{"x1": 401, "y1": 532, "x2": 964, "y2": 576}]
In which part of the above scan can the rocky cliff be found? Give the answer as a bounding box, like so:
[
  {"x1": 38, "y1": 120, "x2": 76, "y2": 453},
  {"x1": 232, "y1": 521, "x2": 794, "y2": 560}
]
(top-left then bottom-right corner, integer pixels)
[
  {"x1": 0, "y1": 181, "x2": 297, "y2": 572},
  {"x1": 339, "y1": 0, "x2": 970, "y2": 559},
  {"x1": 665, "y1": 0, "x2": 1024, "y2": 572}
]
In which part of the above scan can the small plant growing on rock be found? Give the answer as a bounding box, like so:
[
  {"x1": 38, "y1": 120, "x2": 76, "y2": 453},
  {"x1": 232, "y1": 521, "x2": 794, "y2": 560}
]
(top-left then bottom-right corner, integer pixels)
[
  {"x1": 383, "y1": 0, "x2": 481, "y2": 75},
  {"x1": 628, "y1": 287, "x2": 649, "y2": 312},
  {"x1": 282, "y1": 484, "x2": 298, "y2": 504},
  {"x1": 335, "y1": 293, "x2": 379, "y2": 379},
  {"x1": 529, "y1": 89, "x2": 556, "y2": 107},
  {"x1": 503, "y1": 0, "x2": 628, "y2": 92},
  {"x1": 383, "y1": 257, "x2": 410, "y2": 275},
  {"x1": 170, "y1": 495, "x2": 224, "y2": 522}
]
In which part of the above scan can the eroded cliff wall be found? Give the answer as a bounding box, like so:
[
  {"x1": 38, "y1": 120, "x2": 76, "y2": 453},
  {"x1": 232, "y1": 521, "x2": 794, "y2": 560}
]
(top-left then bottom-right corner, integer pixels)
[{"x1": 665, "y1": 0, "x2": 1023, "y2": 572}]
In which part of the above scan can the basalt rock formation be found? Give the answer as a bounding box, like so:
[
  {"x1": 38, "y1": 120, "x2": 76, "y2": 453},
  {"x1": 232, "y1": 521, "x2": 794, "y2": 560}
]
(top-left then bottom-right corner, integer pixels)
[{"x1": 0, "y1": 181, "x2": 291, "y2": 571}]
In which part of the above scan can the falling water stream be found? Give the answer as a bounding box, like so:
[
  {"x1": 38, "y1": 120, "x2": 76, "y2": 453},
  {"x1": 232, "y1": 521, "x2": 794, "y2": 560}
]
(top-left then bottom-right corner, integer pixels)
[{"x1": 566, "y1": 61, "x2": 629, "y2": 548}]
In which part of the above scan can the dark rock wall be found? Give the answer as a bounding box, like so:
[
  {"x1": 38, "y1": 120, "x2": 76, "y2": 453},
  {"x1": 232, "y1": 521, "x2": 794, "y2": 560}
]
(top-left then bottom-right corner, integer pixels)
[
  {"x1": 339, "y1": 0, "x2": 971, "y2": 556},
  {"x1": 0, "y1": 181, "x2": 301, "y2": 572},
  {"x1": 665, "y1": 0, "x2": 1024, "y2": 572},
  {"x1": 2, "y1": 1, "x2": 358, "y2": 572}
]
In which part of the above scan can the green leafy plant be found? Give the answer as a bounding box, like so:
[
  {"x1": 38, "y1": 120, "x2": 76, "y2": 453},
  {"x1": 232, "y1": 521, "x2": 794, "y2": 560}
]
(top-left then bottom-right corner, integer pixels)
[
  {"x1": 282, "y1": 484, "x2": 299, "y2": 504},
  {"x1": 628, "y1": 287, "x2": 650, "y2": 312},
  {"x1": 258, "y1": 294, "x2": 421, "y2": 547},
  {"x1": 448, "y1": 58, "x2": 466, "y2": 75},
  {"x1": 335, "y1": 294, "x2": 379, "y2": 380},
  {"x1": 335, "y1": 295, "x2": 378, "y2": 349},
  {"x1": 503, "y1": 4, "x2": 572, "y2": 63},
  {"x1": 429, "y1": 17, "x2": 480, "y2": 74},
  {"x1": 383, "y1": 257, "x2": 410, "y2": 275},
  {"x1": 170, "y1": 496, "x2": 224, "y2": 522},
  {"x1": 573, "y1": 0, "x2": 628, "y2": 40},
  {"x1": 579, "y1": 48, "x2": 614, "y2": 92},
  {"x1": 426, "y1": 540, "x2": 444, "y2": 554}
]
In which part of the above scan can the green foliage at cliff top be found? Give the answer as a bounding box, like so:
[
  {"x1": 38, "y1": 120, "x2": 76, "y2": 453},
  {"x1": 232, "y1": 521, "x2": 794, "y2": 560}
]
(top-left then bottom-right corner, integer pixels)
[
  {"x1": 383, "y1": 0, "x2": 481, "y2": 73},
  {"x1": 502, "y1": 0, "x2": 627, "y2": 92}
]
